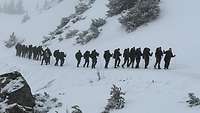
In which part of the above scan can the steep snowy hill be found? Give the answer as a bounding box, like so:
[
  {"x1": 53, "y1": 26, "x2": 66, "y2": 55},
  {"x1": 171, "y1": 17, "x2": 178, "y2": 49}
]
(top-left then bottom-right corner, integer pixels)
[{"x1": 0, "y1": 0, "x2": 200, "y2": 113}]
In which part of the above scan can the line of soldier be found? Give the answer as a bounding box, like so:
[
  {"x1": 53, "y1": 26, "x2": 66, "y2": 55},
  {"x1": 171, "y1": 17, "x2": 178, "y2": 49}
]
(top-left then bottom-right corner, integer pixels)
[
  {"x1": 15, "y1": 43, "x2": 66, "y2": 66},
  {"x1": 15, "y1": 43, "x2": 44, "y2": 60},
  {"x1": 15, "y1": 43, "x2": 176, "y2": 69},
  {"x1": 75, "y1": 47, "x2": 176, "y2": 69},
  {"x1": 75, "y1": 49, "x2": 100, "y2": 69}
]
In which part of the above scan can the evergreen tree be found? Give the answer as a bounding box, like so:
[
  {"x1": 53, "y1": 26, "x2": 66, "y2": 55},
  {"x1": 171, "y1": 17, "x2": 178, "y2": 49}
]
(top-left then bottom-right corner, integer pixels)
[
  {"x1": 107, "y1": 0, "x2": 137, "y2": 17},
  {"x1": 5, "y1": 32, "x2": 18, "y2": 48},
  {"x1": 119, "y1": 0, "x2": 160, "y2": 32},
  {"x1": 71, "y1": 105, "x2": 82, "y2": 113},
  {"x1": 91, "y1": 18, "x2": 106, "y2": 28},
  {"x1": 75, "y1": 2, "x2": 89, "y2": 15},
  {"x1": 102, "y1": 85, "x2": 125, "y2": 113},
  {"x1": 76, "y1": 18, "x2": 106, "y2": 45},
  {"x1": 186, "y1": 93, "x2": 200, "y2": 107}
]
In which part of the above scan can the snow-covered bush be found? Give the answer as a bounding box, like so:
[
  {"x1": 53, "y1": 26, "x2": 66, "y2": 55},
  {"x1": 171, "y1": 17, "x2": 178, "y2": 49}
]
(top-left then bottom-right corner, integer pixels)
[
  {"x1": 76, "y1": 30, "x2": 89, "y2": 45},
  {"x1": 71, "y1": 105, "x2": 82, "y2": 113},
  {"x1": 75, "y1": 3, "x2": 89, "y2": 15},
  {"x1": 186, "y1": 93, "x2": 200, "y2": 107},
  {"x1": 42, "y1": 36, "x2": 51, "y2": 44},
  {"x1": 119, "y1": 0, "x2": 160, "y2": 32},
  {"x1": 76, "y1": 25, "x2": 100, "y2": 45},
  {"x1": 76, "y1": 18, "x2": 106, "y2": 45},
  {"x1": 41, "y1": 0, "x2": 98, "y2": 44},
  {"x1": 106, "y1": 0, "x2": 137, "y2": 17},
  {"x1": 34, "y1": 92, "x2": 62, "y2": 113},
  {"x1": 102, "y1": 85, "x2": 125, "y2": 113},
  {"x1": 21, "y1": 13, "x2": 30, "y2": 23},
  {"x1": 91, "y1": 18, "x2": 106, "y2": 28},
  {"x1": 75, "y1": 0, "x2": 97, "y2": 15},
  {"x1": 54, "y1": 29, "x2": 64, "y2": 35},
  {"x1": 65, "y1": 29, "x2": 79, "y2": 39},
  {"x1": 42, "y1": 35, "x2": 56, "y2": 44},
  {"x1": 48, "y1": 29, "x2": 64, "y2": 38},
  {"x1": 84, "y1": 27, "x2": 100, "y2": 43},
  {"x1": 71, "y1": 15, "x2": 86, "y2": 24},
  {"x1": 57, "y1": 17, "x2": 71, "y2": 29},
  {"x1": 5, "y1": 32, "x2": 18, "y2": 48}
]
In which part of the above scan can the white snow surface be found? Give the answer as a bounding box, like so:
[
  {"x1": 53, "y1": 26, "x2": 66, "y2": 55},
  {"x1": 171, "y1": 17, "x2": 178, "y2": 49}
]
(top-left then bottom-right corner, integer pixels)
[{"x1": 0, "y1": 0, "x2": 200, "y2": 113}]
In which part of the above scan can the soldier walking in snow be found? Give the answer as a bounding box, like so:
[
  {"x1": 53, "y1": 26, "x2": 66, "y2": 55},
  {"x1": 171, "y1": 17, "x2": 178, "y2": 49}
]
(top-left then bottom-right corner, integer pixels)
[
  {"x1": 33, "y1": 46, "x2": 38, "y2": 60},
  {"x1": 53, "y1": 49, "x2": 60, "y2": 66},
  {"x1": 154, "y1": 47, "x2": 163, "y2": 69},
  {"x1": 21, "y1": 45, "x2": 27, "y2": 58},
  {"x1": 90, "y1": 49, "x2": 99, "y2": 69},
  {"x1": 15, "y1": 43, "x2": 22, "y2": 57},
  {"x1": 163, "y1": 48, "x2": 176, "y2": 69},
  {"x1": 41, "y1": 49, "x2": 48, "y2": 65},
  {"x1": 75, "y1": 50, "x2": 83, "y2": 67},
  {"x1": 59, "y1": 52, "x2": 66, "y2": 66},
  {"x1": 103, "y1": 50, "x2": 113, "y2": 68},
  {"x1": 135, "y1": 48, "x2": 143, "y2": 68},
  {"x1": 37, "y1": 46, "x2": 43, "y2": 60},
  {"x1": 41, "y1": 48, "x2": 52, "y2": 65},
  {"x1": 122, "y1": 48, "x2": 130, "y2": 68},
  {"x1": 113, "y1": 48, "x2": 122, "y2": 68},
  {"x1": 45, "y1": 47, "x2": 52, "y2": 65},
  {"x1": 128, "y1": 47, "x2": 136, "y2": 68},
  {"x1": 143, "y1": 47, "x2": 153, "y2": 69},
  {"x1": 28, "y1": 45, "x2": 33, "y2": 59},
  {"x1": 83, "y1": 51, "x2": 90, "y2": 68}
]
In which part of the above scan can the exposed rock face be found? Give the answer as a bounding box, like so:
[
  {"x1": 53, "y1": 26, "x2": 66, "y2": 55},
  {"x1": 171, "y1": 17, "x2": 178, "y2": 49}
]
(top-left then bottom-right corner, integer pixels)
[{"x1": 0, "y1": 71, "x2": 35, "y2": 113}]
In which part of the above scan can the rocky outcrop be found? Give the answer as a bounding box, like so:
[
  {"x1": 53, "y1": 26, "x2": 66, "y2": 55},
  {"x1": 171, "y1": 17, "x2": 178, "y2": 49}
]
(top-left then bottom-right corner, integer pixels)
[{"x1": 0, "y1": 71, "x2": 35, "y2": 113}]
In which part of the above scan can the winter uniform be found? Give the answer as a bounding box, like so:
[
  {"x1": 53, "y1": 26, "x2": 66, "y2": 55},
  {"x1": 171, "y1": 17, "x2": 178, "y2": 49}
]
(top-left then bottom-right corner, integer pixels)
[
  {"x1": 75, "y1": 50, "x2": 83, "y2": 67},
  {"x1": 164, "y1": 48, "x2": 176, "y2": 69},
  {"x1": 37, "y1": 46, "x2": 43, "y2": 60},
  {"x1": 45, "y1": 48, "x2": 52, "y2": 65},
  {"x1": 41, "y1": 48, "x2": 52, "y2": 65},
  {"x1": 128, "y1": 47, "x2": 136, "y2": 68},
  {"x1": 103, "y1": 50, "x2": 113, "y2": 68},
  {"x1": 53, "y1": 50, "x2": 60, "y2": 66},
  {"x1": 90, "y1": 50, "x2": 99, "y2": 69},
  {"x1": 15, "y1": 43, "x2": 21, "y2": 57},
  {"x1": 83, "y1": 51, "x2": 90, "y2": 68},
  {"x1": 28, "y1": 45, "x2": 33, "y2": 59},
  {"x1": 113, "y1": 48, "x2": 122, "y2": 68},
  {"x1": 143, "y1": 47, "x2": 153, "y2": 69},
  {"x1": 154, "y1": 47, "x2": 163, "y2": 69},
  {"x1": 135, "y1": 48, "x2": 143, "y2": 68},
  {"x1": 59, "y1": 52, "x2": 66, "y2": 66},
  {"x1": 122, "y1": 48, "x2": 130, "y2": 68},
  {"x1": 41, "y1": 49, "x2": 48, "y2": 65},
  {"x1": 33, "y1": 46, "x2": 38, "y2": 60}
]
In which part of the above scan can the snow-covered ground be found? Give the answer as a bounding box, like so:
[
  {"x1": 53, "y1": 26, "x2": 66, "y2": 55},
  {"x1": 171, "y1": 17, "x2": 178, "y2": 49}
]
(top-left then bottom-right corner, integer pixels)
[{"x1": 0, "y1": 0, "x2": 200, "y2": 113}]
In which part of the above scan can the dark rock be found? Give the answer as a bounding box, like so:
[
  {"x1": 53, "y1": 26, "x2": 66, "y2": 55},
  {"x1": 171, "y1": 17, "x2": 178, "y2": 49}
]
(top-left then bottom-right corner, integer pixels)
[
  {"x1": 5, "y1": 104, "x2": 33, "y2": 113},
  {"x1": 0, "y1": 71, "x2": 35, "y2": 113}
]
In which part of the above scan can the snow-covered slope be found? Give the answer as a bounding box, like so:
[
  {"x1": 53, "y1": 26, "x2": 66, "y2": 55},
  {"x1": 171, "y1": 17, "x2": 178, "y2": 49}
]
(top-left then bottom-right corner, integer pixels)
[{"x1": 0, "y1": 0, "x2": 200, "y2": 113}]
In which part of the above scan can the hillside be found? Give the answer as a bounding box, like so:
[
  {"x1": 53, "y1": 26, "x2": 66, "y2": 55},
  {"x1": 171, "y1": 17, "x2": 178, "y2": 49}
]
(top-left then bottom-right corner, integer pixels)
[{"x1": 0, "y1": 0, "x2": 200, "y2": 113}]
